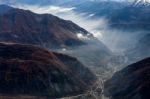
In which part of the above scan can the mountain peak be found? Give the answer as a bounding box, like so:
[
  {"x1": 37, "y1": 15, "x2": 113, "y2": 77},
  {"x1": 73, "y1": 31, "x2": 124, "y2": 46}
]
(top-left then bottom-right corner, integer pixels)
[{"x1": 132, "y1": 0, "x2": 150, "y2": 7}]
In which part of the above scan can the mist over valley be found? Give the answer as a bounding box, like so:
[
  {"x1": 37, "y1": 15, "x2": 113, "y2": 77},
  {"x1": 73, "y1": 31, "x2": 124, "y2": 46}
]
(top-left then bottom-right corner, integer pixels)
[{"x1": 0, "y1": 0, "x2": 149, "y2": 99}]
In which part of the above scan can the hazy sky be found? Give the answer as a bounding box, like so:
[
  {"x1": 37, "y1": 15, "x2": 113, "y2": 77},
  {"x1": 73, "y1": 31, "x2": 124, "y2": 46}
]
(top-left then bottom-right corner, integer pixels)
[{"x1": 0, "y1": 0, "x2": 145, "y2": 5}]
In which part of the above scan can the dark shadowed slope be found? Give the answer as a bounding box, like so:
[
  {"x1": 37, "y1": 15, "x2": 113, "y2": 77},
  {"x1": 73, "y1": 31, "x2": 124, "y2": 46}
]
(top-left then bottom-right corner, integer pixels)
[
  {"x1": 0, "y1": 42, "x2": 96, "y2": 98},
  {"x1": 0, "y1": 5, "x2": 91, "y2": 49},
  {"x1": 104, "y1": 57, "x2": 150, "y2": 99}
]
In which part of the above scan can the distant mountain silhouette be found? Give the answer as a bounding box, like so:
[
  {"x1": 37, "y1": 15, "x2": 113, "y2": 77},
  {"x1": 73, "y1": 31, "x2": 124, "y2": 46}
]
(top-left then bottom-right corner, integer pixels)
[{"x1": 70, "y1": 1, "x2": 150, "y2": 30}]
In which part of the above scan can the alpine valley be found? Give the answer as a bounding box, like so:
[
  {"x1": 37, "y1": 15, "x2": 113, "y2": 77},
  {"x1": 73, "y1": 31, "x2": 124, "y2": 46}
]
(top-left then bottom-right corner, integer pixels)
[{"x1": 0, "y1": 0, "x2": 149, "y2": 99}]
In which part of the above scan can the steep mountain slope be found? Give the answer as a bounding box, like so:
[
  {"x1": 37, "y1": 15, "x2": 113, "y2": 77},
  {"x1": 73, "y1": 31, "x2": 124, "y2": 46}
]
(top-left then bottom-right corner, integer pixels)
[
  {"x1": 72, "y1": 1, "x2": 126, "y2": 18},
  {"x1": 104, "y1": 57, "x2": 150, "y2": 99},
  {"x1": 0, "y1": 5, "x2": 112, "y2": 70},
  {"x1": 0, "y1": 42, "x2": 96, "y2": 98},
  {"x1": 110, "y1": 2, "x2": 150, "y2": 30},
  {"x1": 0, "y1": 5, "x2": 91, "y2": 49},
  {"x1": 109, "y1": 4, "x2": 150, "y2": 30},
  {"x1": 67, "y1": 1, "x2": 150, "y2": 30},
  {"x1": 58, "y1": 38, "x2": 112, "y2": 75},
  {"x1": 67, "y1": 1, "x2": 150, "y2": 64}
]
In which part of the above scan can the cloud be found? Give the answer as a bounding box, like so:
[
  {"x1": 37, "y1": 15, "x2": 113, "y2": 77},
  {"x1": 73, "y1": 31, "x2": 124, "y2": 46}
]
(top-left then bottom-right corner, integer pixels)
[{"x1": 13, "y1": 4, "x2": 75, "y2": 14}]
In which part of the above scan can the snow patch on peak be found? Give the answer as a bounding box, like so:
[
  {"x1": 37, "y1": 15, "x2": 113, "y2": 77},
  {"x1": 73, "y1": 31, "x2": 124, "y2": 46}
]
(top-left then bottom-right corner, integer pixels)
[{"x1": 133, "y1": 0, "x2": 150, "y2": 6}]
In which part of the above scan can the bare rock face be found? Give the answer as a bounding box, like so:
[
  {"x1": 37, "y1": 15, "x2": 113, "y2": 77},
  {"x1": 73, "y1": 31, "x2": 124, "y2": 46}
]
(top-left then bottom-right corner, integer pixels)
[
  {"x1": 0, "y1": 42, "x2": 96, "y2": 98},
  {"x1": 104, "y1": 58, "x2": 150, "y2": 99}
]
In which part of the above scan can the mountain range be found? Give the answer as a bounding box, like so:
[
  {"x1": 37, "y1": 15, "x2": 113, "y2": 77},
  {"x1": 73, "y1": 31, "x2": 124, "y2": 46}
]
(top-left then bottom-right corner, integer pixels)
[
  {"x1": 0, "y1": 1, "x2": 150, "y2": 99},
  {"x1": 62, "y1": 0, "x2": 150, "y2": 30},
  {"x1": 0, "y1": 4, "x2": 112, "y2": 71},
  {"x1": 65, "y1": 0, "x2": 150, "y2": 64},
  {"x1": 0, "y1": 4, "x2": 103, "y2": 98},
  {"x1": 0, "y1": 5, "x2": 91, "y2": 49}
]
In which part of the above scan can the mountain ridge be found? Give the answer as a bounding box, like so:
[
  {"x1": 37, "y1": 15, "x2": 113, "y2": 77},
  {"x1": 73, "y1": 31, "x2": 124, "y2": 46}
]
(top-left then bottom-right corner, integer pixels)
[
  {"x1": 0, "y1": 4, "x2": 92, "y2": 49},
  {"x1": 104, "y1": 57, "x2": 150, "y2": 99},
  {"x1": 0, "y1": 42, "x2": 97, "y2": 98}
]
